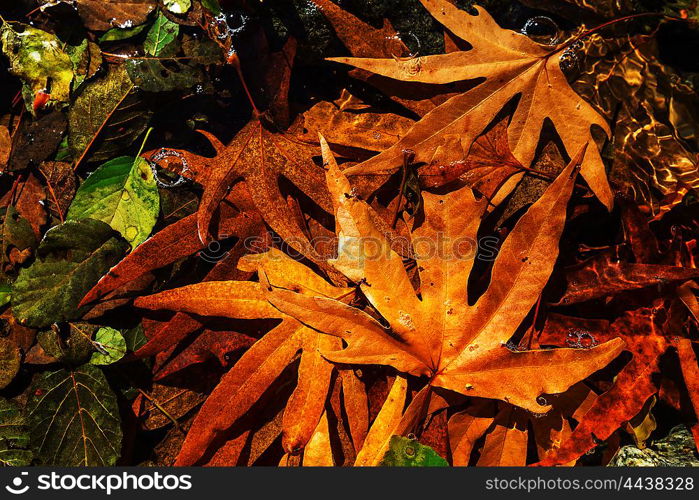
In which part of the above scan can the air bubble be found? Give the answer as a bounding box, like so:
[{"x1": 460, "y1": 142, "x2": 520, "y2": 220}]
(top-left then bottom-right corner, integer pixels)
[
  {"x1": 149, "y1": 149, "x2": 190, "y2": 188},
  {"x1": 384, "y1": 32, "x2": 421, "y2": 61},
  {"x1": 521, "y1": 16, "x2": 561, "y2": 45},
  {"x1": 565, "y1": 328, "x2": 598, "y2": 349}
]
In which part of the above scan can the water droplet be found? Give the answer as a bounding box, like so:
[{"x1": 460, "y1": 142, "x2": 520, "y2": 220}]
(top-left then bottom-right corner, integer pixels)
[
  {"x1": 384, "y1": 32, "x2": 421, "y2": 61},
  {"x1": 124, "y1": 226, "x2": 138, "y2": 241},
  {"x1": 521, "y1": 16, "x2": 561, "y2": 45},
  {"x1": 121, "y1": 191, "x2": 130, "y2": 201}
]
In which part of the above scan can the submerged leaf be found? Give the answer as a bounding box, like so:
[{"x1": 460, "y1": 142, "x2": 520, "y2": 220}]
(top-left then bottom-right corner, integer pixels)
[
  {"x1": 67, "y1": 156, "x2": 160, "y2": 248},
  {"x1": 12, "y1": 219, "x2": 129, "y2": 328},
  {"x1": 0, "y1": 22, "x2": 74, "y2": 111},
  {"x1": 380, "y1": 435, "x2": 448, "y2": 466},
  {"x1": 0, "y1": 398, "x2": 32, "y2": 466},
  {"x1": 27, "y1": 365, "x2": 122, "y2": 466},
  {"x1": 89, "y1": 327, "x2": 127, "y2": 365}
]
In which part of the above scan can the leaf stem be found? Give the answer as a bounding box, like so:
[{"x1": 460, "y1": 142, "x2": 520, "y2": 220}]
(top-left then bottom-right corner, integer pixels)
[
  {"x1": 560, "y1": 12, "x2": 684, "y2": 52},
  {"x1": 227, "y1": 52, "x2": 260, "y2": 116}
]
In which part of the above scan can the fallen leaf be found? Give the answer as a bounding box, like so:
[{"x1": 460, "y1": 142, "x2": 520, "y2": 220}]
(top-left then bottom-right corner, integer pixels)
[
  {"x1": 67, "y1": 156, "x2": 160, "y2": 248},
  {"x1": 332, "y1": 0, "x2": 613, "y2": 208},
  {"x1": 27, "y1": 365, "x2": 122, "y2": 465},
  {"x1": 12, "y1": 219, "x2": 129, "y2": 328}
]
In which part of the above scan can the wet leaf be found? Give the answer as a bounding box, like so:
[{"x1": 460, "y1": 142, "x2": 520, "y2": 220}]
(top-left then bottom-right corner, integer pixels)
[
  {"x1": 267, "y1": 139, "x2": 623, "y2": 414},
  {"x1": 12, "y1": 219, "x2": 129, "y2": 328},
  {"x1": 0, "y1": 338, "x2": 20, "y2": 389},
  {"x1": 380, "y1": 435, "x2": 448, "y2": 466},
  {"x1": 38, "y1": 161, "x2": 77, "y2": 220},
  {"x1": 67, "y1": 156, "x2": 160, "y2": 248},
  {"x1": 0, "y1": 22, "x2": 74, "y2": 111},
  {"x1": 0, "y1": 206, "x2": 37, "y2": 276},
  {"x1": 6, "y1": 110, "x2": 68, "y2": 172},
  {"x1": 38, "y1": 323, "x2": 96, "y2": 366},
  {"x1": 89, "y1": 327, "x2": 127, "y2": 365},
  {"x1": 125, "y1": 58, "x2": 201, "y2": 92},
  {"x1": 27, "y1": 365, "x2": 122, "y2": 466},
  {"x1": 144, "y1": 13, "x2": 179, "y2": 57},
  {"x1": 68, "y1": 64, "x2": 151, "y2": 165},
  {"x1": 0, "y1": 398, "x2": 32, "y2": 466},
  {"x1": 43, "y1": 0, "x2": 158, "y2": 32},
  {"x1": 332, "y1": 0, "x2": 613, "y2": 208}
]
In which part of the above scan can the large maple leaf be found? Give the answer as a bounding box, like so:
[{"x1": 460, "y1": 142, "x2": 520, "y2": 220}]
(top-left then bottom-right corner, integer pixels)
[
  {"x1": 264, "y1": 138, "x2": 622, "y2": 415},
  {"x1": 327, "y1": 0, "x2": 613, "y2": 209}
]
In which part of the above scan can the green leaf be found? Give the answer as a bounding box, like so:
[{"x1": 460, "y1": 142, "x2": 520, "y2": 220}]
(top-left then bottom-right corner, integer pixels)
[
  {"x1": 379, "y1": 436, "x2": 448, "y2": 467},
  {"x1": 0, "y1": 338, "x2": 20, "y2": 389},
  {"x1": 38, "y1": 323, "x2": 97, "y2": 366},
  {"x1": 68, "y1": 64, "x2": 151, "y2": 164},
  {"x1": 125, "y1": 58, "x2": 201, "y2": 92},
  {"x1": 144, "y1": 12, "x2": 179, "y2": 56},
  {"x1": 201, "y1": 0, "x2": 221, "y2": 14},
  {"x1": 0, "y1": 398, "x2": 32, "y2": 466},
  {"x1": 124, "y1": 323, "x2": 147, "y2": 351},
  {"x1": 0, "y1": 283, "x2": 10, "y2": 307},
  {"x1": 67, "y1": 156, "x2": 160, "y2": 248},
  {"x1": 11, "y1": 219, "x2": 129, "y2": 328},
  {"x1": 27, "y1": 365, "x2": 122, "y2": 466},
  {"x1": 90, "y1": 327, "x2": 127, "y2": 365},
  {"x1": 65, "y1": 38, "x2": 103, "y2": 89},
  {"x1": 0, "y1": 21, "x2": 74, "y2": 112},
  {"x1": 164, "y1": 0, "x2": 192, "y2": 15},
  {"x1": 99, "y1": 22, "x2": 150, "y2": 43}
]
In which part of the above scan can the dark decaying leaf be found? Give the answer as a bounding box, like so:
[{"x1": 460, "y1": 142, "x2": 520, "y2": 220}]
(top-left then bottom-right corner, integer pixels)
[
  {"x1": 12, "y1": 219, "x2": 129, "y2": 328},
  {"x1": 69, "y1": 64, "x2": 151, "y2": 165},
  {"x1": 0, "y1": 338, "x2": 20, "y2": 389},
  {"x1": 41, "y1": 0, "x2": 158, "y2": 32},
  {"x1": 27, "y1": 365, "x2": 122, "y2": 466},
  {"x1": 0, "y1": 398, "x2": 32, "y2": 466},
  {"x1": 6, "y1": 111, "x2": 67, "y2": 172},
  {"x1": 556, "y1": 253, "x2": 699, "y2": 305},
  {"x1": 38, "y1": 161, "x2": 77, "y2": 221}
]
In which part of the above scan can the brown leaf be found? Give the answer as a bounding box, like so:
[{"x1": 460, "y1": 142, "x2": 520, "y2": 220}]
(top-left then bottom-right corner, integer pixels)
[
  {"x1": 417, "y1": 117, "x2": 524, "y2": 197},
  {"x1": 340, "y1": 367, "x2": 369, "y2": 451},
  {"x1": 135, "y1": 384, "x2": 206, "y2": 431},
  {"x1": 80, "y1": 204, "x2": 261, "y2": 306},
  {"x1": 173, "y1": 320, "x2": 304, "y2": 465},
  {"x1": 269, "y1": 140, "x2": 623, "y2": 414},
  {"x1": 302, "y1": 411, "x2": 334, "y2": 466},
  {"x1": 334, "y1": 0, "x2": 613, "y2": 208},
  {"x1": 536, "y1": 307, "x2": 669, "y2": 465},
  {"x1": 38, "y1": 161, "x2": 77, "y2": 222},
  {"x1": 282, "y1": 332, "x2": 339, "y2": 454},
  {"x1": 555, "y1": 253, "x2": 699, "y2": 305},
  {"x1": 298, "y1": 91, "x2": 414, "y2": 153},
  {"x1": 0, "y1": 126, "x2": 10, "y2": 172},
  {"x1": 73, "y1": 0, "x2": 157, "y2": 31},
  {"x1": 149, "y1": 119, "x2": 333, "y2": 267}
]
